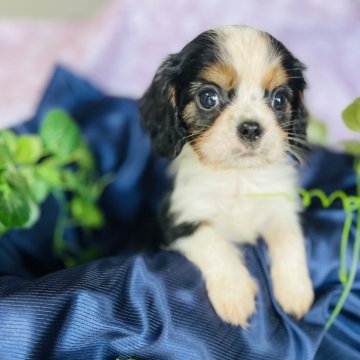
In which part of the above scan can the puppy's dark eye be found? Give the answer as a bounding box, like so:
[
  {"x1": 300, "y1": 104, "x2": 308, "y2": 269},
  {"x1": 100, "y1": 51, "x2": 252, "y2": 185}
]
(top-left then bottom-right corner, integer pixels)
[
  {"x1": 198, "y1": 89, "x2": 219, "y2": 110},
  {"x1": 271, "y1": 89, "x2": 288, "y2": 111}
]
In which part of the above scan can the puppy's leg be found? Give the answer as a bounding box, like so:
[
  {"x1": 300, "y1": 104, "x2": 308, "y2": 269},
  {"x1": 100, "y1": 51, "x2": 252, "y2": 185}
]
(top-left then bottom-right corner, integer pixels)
[
  {"x1": 263, "y1": 212, "x2": 314, "y2": 319},
  {"x1": 171, "y1": 225, "x2": 257, "y2": 327}
]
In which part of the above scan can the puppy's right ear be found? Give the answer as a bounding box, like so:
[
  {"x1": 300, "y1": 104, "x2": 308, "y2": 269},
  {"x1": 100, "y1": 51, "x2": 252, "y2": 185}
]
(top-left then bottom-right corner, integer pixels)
[{"x1": 139, "y1": 54, "x2": 186, "y2": 159}]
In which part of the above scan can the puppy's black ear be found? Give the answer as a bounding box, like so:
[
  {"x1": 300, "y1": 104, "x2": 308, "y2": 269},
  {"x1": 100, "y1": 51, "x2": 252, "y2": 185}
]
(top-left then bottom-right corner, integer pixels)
[
  {"x1": 292, "y1": 62, "x2": 308, "y2": 139},
  {"x1": 295, "y1": 94, "x2": 308, "y2": 138},
  {"x1": 139, "y1": 55, "x2": 186, "y2": 158}
]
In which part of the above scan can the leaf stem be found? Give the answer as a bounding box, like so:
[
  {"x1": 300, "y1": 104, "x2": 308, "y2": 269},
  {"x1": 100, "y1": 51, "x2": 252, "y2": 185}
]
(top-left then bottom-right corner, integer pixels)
[
  {"x1": 326, "y1": 206, "x2": 360, "y2": 329},
  {"x1": 339, "y1": 212, "x2": 353, "y2": 284}
]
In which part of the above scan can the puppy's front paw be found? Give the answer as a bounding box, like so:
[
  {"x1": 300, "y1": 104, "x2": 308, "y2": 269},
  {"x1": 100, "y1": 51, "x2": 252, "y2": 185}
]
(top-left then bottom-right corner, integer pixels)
[
  {"x1": 272, "y1": 266, "x2": 314, "y2": 319},
  {"x1": 206, "y1": 273, "x2": 258, "y2": 327}
]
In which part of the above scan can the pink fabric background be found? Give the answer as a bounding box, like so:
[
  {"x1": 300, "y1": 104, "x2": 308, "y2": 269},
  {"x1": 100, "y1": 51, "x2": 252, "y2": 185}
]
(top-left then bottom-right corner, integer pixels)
[{"x1": 1, "y1": 0, "x2": 359, "y2": 143}]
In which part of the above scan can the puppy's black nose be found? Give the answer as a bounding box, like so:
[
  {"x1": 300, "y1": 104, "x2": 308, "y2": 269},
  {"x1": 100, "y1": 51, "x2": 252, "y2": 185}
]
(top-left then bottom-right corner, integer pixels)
[{"x1": 237, "y1": 121, "x2": 262, "y2": 142}]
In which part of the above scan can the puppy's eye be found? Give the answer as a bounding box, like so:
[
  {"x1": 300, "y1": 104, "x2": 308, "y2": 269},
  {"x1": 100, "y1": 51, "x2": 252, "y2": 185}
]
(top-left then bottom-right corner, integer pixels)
[
  {"x1": 198, "y1": 89, "x2": 219, "y2": 110},
  {"x1": 271, "y1": 89, "x2": 288, "y2": 111}
]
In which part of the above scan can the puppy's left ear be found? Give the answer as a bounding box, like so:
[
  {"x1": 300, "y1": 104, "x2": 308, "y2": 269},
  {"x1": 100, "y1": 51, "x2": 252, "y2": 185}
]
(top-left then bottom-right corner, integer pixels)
[{"x1": 139, "y1": 54, "x2": 186, "y2": 158}]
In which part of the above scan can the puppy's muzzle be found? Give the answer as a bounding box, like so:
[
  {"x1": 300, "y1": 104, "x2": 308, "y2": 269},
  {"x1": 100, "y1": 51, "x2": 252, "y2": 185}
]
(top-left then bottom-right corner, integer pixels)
[{"x1": 237, "y1": 121, "x2": 263, "y2": 143}]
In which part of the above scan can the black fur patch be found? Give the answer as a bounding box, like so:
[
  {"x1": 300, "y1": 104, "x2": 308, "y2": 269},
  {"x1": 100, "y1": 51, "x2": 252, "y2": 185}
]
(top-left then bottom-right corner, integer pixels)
[
  {"x1": 139, "y1": 30, "x2": 221, "y2": 158},
  {"x1": 159, "y1": 194, "x2": 200, "y2": 246}
]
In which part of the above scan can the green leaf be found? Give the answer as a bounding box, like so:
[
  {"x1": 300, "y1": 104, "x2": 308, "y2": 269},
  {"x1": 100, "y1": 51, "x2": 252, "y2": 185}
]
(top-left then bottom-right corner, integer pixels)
[
  {"x1": 40, "y1": 109, "x2": 81, "y2": 157},
  {"x1": 0, "y1": 143, "x2": 10, "y2": 168},
  {"x1": 88, "y1": 174, "x2": 114, "y2": 201},
  {"x1": 19, "y1": 168, "x2": 49, "y2": 203},
  {"x1": 61, "y1": 169, "x2": 80, "y2": 191},
  {"x1": 342, "y1": 98, "x2": 360, "y2": 132},
  {"x1": 0, "y1": 221, "x2": 8, "y2": 235},
  {"x1": 0, "y1": 130, "x2": 18, "y2": 155},
  {"x1": 70, "y1": 197, "x2": 104, "y2": 228},
  {"x1": 307, "y1": 115, "x2": 328, "y2": 146},
  {"x1": 23, "y1": 199, "x2": 40, "y2": 228},
  {"x1": 341, "y1": 140, "x2": 360, "y2": 156},
  {"x1": 15, "y1": 135, "x2": 43, "y2": 164},
  {"x1": 5, "y1": 170, "x2": 29, "y2": 194},
  {"x1": 0, "y1": 130, "x2": 18, "y2": 167},
  {"x1": 0, "y1": 188, "x2": 30, "y2": 227},
  {"x1": 72, "y1": 141, "x2": 95, "y2": 170},
  {"x1": 29, "y1": 176, "x2": 49, "y2": 204},
  {"x1": 36, "y1": 165, "x2": 62, "y2": 189}
]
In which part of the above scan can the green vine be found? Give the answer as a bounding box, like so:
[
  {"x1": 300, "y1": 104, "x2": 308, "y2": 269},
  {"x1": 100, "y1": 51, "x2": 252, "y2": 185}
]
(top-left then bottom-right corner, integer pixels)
[
  {"x1": 0, "y1": 109, "x2": 111, "y2": 267},
  {"x1": 299, "y1": 180, "x2": 360, "y2": 330}
]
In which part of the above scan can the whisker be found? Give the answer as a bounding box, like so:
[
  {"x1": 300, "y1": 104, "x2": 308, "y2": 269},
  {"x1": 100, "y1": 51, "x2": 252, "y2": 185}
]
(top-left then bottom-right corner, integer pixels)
[
  {"x1": 280, "y1": 122, "x2": 306, "y2": 129},
  {"x1": 280, "y1": 120, "x2": 304, "y2": 128},
  {"x1": 280, "y1": 116, "x2": 307, "y2": 123},
  {"x1": 281, "y1": 127, "x2": 305, "y2": 133},
  {"x1": 283, "y1": 67, "x2": 305, "y2": 72},
  {"x1": 286, "y1": 133, "x2": 308, "y2": 140},
  {"x1": 287, "y1": 139, "x2": 311, "y2": 153},
  {"x1": 285, "y1": 146, "x2": 306, "y2": 164},
  {"x1": 267, "y1": 65, "x2": 301, "y2": 74},
  {"x1": 288, "y1": 143, "x2": 311, "y2": 163},
  {"x1": 286, "y1": 134, "x2": 310, "y2": 142},
  {"x1": 287, "y1": 137, "x2": 312, "y2": 149},
  {"x1": 193, "y1": 123, "x2": 212, "y2": 129},
  {"x1": 286, "y1": 149, "x2": 303, "y2": 164},
  {"x1": 285, "y1": 76, "x2": 304, "y2": 80},
  {"x1": 286, "y1": 130, "x2": 307, "y2": 135},
  {"x1": 173, "y1": 129, "x2": 209, "y2": 152}
]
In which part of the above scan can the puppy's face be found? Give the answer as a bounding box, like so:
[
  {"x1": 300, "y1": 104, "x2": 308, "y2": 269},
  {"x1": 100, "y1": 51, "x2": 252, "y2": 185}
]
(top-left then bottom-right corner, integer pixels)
[{"x1": 140, "y1": 26, "x2": 307, "y2": 168}]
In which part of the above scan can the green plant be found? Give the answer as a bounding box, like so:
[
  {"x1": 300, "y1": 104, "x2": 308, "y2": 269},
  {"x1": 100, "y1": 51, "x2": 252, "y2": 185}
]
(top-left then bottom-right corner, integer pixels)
[{"x1": 0, "y1": 109, "x2": 110, "y2": 266}]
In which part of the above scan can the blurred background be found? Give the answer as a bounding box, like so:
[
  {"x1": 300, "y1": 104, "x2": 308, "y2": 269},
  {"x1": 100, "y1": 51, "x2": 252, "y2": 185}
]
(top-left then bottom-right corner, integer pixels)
[
  {"x1": 0, "y1": 0, "x2": 107, "y2": 19},
  {"x1": 0, "y1": 0, "x2": 359, "y2": 144}
]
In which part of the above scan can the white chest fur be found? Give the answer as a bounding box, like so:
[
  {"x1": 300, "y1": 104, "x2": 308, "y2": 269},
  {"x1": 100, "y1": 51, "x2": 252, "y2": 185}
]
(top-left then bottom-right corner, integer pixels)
[{"x1": 169, "y1": 145, "x2": 300, "y2": 244}]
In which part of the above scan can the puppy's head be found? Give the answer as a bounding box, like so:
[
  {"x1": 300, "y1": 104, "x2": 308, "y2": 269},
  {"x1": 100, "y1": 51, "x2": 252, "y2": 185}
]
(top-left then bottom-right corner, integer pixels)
[{"x1": 140, "y1": 25, "x2": 307, "y2": 168}]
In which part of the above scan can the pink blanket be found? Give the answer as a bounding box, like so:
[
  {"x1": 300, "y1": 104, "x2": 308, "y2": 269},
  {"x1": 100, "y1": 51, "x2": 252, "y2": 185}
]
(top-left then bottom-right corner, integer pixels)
[{"x1": 1, "y1": 0, "x2": 359, "y2": 143}]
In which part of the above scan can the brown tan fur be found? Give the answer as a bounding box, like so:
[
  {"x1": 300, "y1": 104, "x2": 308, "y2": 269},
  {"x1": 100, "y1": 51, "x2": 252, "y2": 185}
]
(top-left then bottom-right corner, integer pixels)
[
  {"x1": 262, "y1": 64, "x2": 288, "y2": 91},
  {"x1": 200, "y1": 63, "x2": 239, "y2": 90}
]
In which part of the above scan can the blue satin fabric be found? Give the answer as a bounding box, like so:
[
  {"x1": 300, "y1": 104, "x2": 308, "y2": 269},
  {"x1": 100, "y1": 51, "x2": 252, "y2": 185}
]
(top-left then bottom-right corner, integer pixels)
[{"x1": 0, "y1": 67, "x2": 359, "y2": 360}]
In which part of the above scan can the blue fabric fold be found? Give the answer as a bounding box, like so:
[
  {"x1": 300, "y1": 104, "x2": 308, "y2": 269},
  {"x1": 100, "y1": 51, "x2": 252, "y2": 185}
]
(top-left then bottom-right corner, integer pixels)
[{"x1": 0, "y1": 66, "x2": 359, "y2": 359}]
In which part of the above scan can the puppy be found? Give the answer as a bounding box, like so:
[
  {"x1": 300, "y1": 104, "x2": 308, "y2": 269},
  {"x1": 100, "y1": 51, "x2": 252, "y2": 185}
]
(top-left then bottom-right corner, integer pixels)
[{"x1": 139, "y1": 25, "x2": 314, "y2": 327}]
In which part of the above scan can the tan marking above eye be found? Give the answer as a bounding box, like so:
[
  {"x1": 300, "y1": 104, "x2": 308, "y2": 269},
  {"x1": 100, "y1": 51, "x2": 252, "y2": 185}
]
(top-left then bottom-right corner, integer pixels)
[
  {"x1": 262, "y1": 64, "x2": 288, "y2": 91},
  {"x1": 168, "y1": 85, "x2": 176, "y2": 107},
  {"x1": 182, "y1": 101, "x2": 200, "y2": 126},
  {"x1": 200, "y1": 63, "x2": 239, "y2": 90}
]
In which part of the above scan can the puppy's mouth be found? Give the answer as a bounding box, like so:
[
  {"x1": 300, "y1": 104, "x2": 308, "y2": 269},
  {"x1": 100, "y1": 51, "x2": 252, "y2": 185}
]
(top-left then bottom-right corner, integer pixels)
[
  {"x1": 231, "y1": 147, "x2": 260, "y2": 158},
  {"x1": 241, "y1": 151, "x2": 258, "y2": 157},
  {"x1": 232, "y1": 140, "x2": 263, "y2": 157}
]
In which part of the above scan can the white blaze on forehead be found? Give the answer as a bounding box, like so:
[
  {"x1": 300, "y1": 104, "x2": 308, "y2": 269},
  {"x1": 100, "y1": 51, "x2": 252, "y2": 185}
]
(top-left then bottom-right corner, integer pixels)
[
  {"x1": 216, "y1": 26, "x2": 282, "y2": 87},
  {"x1": 209, "y1": 26, "x2": 287, "y2": 125}
]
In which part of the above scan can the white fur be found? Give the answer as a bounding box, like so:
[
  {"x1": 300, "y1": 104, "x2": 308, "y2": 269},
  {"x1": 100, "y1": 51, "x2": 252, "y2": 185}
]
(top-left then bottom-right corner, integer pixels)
[
  {"x1": 169, "y1": 145, "x2": 314, "y2": 326},
  {"x1": 170, "y1": 144, "x2": 299, "y2": 243}
]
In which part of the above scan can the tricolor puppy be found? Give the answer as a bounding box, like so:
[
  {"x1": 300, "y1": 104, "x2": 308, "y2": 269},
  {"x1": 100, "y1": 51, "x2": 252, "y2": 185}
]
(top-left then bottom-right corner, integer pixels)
[{"x1": 140, "y1": 25, "x2": 314, "y2": 327}]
